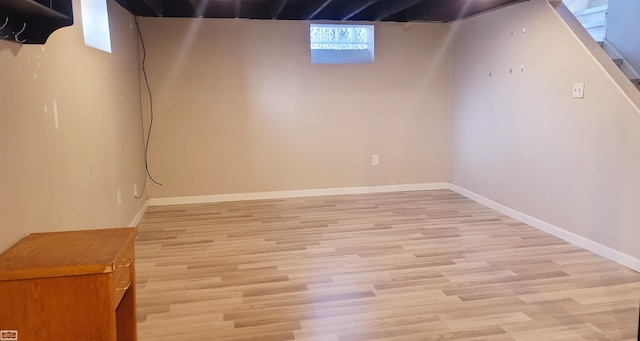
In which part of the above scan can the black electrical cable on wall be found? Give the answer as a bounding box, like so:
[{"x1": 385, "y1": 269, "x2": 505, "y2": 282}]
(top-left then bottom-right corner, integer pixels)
[{"x1": 134, "y1": 15, "x2": 163, "y2": 200}]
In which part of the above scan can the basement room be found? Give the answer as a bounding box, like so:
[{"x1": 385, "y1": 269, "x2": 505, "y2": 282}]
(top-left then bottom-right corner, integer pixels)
[{"x1": 0, "y1": 0, "x2": 639, "y2": 339}]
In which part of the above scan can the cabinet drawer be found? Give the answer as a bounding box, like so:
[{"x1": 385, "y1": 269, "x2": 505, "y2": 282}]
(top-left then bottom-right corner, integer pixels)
[
  {"x1": 113, "y1": 241, "x2": 134, "y2": 307},
  {"x1": 114, "y1": 269, "x2": 131, "y2": 307}
]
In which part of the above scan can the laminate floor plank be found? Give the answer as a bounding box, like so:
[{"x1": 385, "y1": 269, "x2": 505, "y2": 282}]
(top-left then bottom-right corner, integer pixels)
[{"x1": 136, "y1": 190, "x2": 640, "y2": 340}]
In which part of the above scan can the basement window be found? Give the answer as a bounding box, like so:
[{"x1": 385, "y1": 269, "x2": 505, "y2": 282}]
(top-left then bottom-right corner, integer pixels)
[
  {"x1": 81, "y1": 0, "x2": 112, "y2": 53},
  {"x1": 310, "y1": 24, "x2": 375, "y2": 64}
]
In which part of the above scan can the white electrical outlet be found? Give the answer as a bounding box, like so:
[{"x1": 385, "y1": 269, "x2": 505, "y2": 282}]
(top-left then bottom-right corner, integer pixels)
[
  {"x1": 572, "y1": 82, "x2": 585, "y2": 98},
  {"x1": 133, "y1": 184, "x2": 138, "y2": 197},
  {"x1": 372, "y1": 155, "x2": 380, "y2": 166},
  {"x1": 117, "y1": 189, "x2": 122, "y2": 206}
]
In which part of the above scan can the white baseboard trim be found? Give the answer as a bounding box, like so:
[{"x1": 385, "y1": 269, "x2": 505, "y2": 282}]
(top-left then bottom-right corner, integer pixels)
[
  {"x1": 450, "y1": 184, "x2": 640, "y2": 272},
  {"x1": 129, "y1": 200, "x2": 150, "y2": 227},
  {"x1": 148, "y1": 182, "x2": 450, "y2": 207}
]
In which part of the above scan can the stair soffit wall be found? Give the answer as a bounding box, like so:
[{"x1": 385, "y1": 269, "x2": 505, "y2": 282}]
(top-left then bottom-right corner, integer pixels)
[
  {"x1": 551, "y1": 0, "x2": 640, "y2": 113},
  {"x1": 569, "y1": 0, "x2": 639, "y2": 83}
]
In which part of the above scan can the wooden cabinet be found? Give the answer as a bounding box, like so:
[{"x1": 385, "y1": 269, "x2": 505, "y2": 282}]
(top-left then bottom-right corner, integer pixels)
[{"x1": 0, "y1": 228, "x2": 138, "y2": 341}]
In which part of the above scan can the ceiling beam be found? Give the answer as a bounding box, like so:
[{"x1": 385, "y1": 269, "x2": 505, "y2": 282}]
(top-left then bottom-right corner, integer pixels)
[
  {"x1": 403, "y1": 0, "x2": 438, "y2": 21},
  {"x1": 235, "y1": 0, "x2": 242, "y2": 18},
  {"x1": 272, "y1": 0, "x2": 288, "y2": 19},
  {"x1": 373, "y1": 0, "x2": 423, "y2": 21},
  {"x1": 139, "y1": 0, "x2": 162, "y2": 16},
  {"x1": 186, "y1": 0, "x2": 207, "y2": 17},
  {"x1": 406, "y1": 0, "x2": 523, "y2": 22},
  {"x1": 460, "y1": 0, "x2": 527, "y2": 20},
  {"x1": 306, "y1": 0, "x2": 334, "y2": 20},
  {"x1": 340, "y1": 0, "x2": 382, "y2": 20}
]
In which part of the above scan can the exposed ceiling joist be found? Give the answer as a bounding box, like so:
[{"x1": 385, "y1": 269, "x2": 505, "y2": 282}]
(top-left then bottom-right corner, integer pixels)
[
  {"x1": 272, "y1": 0, "x2": 288, "y2": 19},
  {"x1": 374, "y1": 0, "x2": 423, "y2": 21},
  {"x1": 187, "y1": 0, "x2": 207, "y2": 17},
  {"x1": 406, "y1": 0, "x2": 525, "y2": 22},
  {"x1": 235, "y1": 0, "x2": 242, "y2": 18},
  {"x1": 139, "y1": 0, "x2": 162, "y2": 16},
  {"x1": 403, "y1": 0, "x2": 434, "y2": 21},
  {"x1": 116, "y1": 0, "x2": 528, "y2": 23},
  {"x1": 340, "y1": 0, "x2": 382, "y2": 20},
  {"x1": 306, "y1": 0, "x2": 334, "y2": 20}
]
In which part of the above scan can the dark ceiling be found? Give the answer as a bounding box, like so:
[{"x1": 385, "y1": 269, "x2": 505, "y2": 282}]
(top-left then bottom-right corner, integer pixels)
[{"x1": 115, "y1": 0, "x2": 527, "y2": 23}]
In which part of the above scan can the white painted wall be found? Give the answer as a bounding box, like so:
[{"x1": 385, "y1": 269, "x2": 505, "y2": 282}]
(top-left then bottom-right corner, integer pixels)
[
  {"x1": 606, "y1": 0, "x2": 640, "y2": 74},
  {"x1": 451, "y1": 0, "x2": 640, "y2": 265}
]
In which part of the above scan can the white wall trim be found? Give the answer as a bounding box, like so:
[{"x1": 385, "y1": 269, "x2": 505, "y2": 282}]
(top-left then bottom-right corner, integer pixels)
[
  {"x1": 129, "y1": 200, "x2": 150, "y2": 227},
  {"x1": 450, "y1": 184, "x2": 640, "y2": 272},
  {"x1": 148, "y1": 182, "x2": 450, "y2": 206}
]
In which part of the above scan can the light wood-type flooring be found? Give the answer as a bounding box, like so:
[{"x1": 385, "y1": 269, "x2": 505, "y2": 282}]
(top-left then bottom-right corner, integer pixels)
[{"x1": 135, "y1": 190, "x2": 640, "y2": 340}]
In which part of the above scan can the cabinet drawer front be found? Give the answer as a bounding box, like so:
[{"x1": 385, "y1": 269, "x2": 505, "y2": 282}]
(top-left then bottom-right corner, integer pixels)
[
  {"x1": 113, "y1": 242, "x2": 134, "y2": 307},
  {"x1": 114, "y1": 275, "x2": 131, "y2": 307}
]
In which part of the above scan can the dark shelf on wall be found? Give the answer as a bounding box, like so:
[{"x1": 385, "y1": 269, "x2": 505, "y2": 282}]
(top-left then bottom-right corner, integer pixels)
[
  {"x1": 0, "y1": 0, "x2": 73, "y2": 44},
  {"x1": 5, "y1": 0, "x2": 69, "y2": 19}
]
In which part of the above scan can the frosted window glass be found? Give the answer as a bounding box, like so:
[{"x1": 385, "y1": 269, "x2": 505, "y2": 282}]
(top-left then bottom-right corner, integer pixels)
[
  {"x1": 310, "y1": 24, "x2": 374, "y2": 64},
  {"x1": 81, "y1": 0, "x2": 112, "y2": 53},
  {"x1": 310, "y1": 25, "x2": 370, "y2": 50}
]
